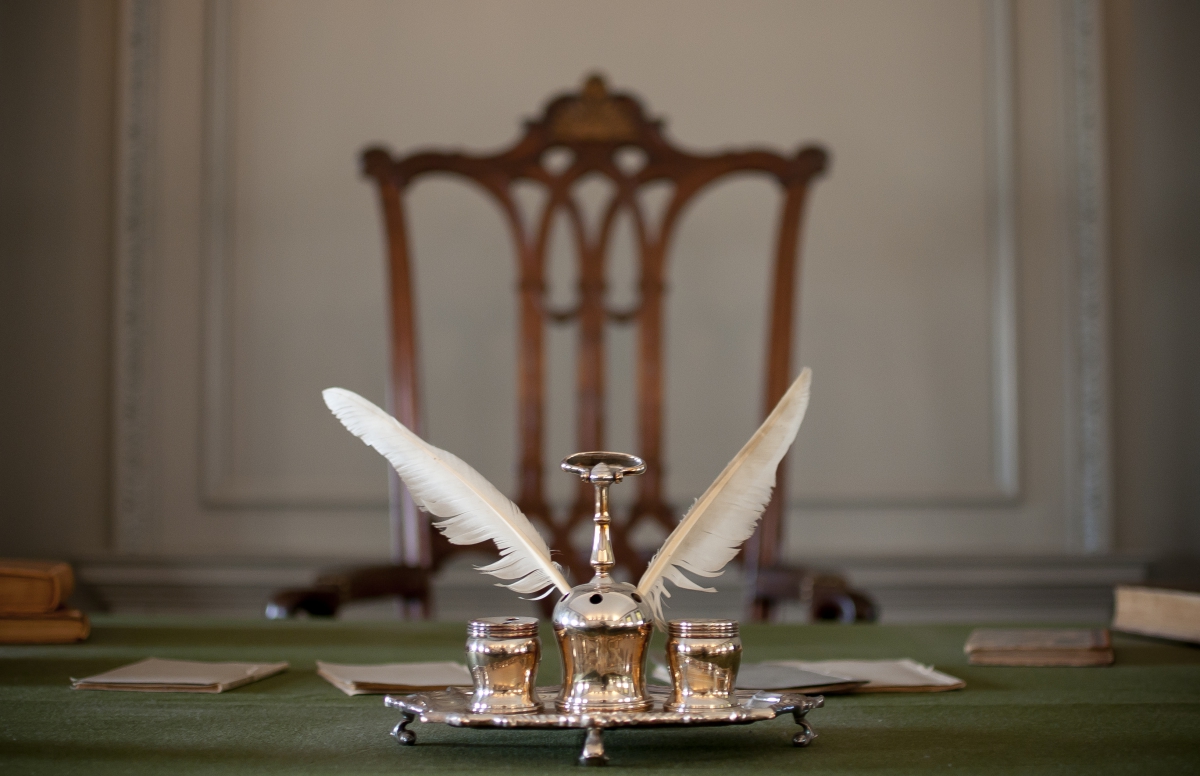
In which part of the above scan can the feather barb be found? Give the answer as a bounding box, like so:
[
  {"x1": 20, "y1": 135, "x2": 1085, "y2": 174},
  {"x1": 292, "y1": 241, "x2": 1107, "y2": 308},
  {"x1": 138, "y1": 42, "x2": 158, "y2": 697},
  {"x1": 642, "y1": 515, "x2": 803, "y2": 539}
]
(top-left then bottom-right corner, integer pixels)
[
  {"x1": 322, "y1": 388, "x2": 570, "y2": 597},
  {"x1": 635, "y1": 369, "x2": 812, "y2": 625}
]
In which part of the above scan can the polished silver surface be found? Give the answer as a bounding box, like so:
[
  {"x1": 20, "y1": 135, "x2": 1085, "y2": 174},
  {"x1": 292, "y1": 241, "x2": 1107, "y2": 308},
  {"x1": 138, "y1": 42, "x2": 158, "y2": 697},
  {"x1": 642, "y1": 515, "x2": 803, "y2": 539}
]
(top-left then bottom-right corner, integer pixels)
[
  {"x1": 465, "y1": 616, "x2": 541, "y2": 714},
  {"x1": 668, "y1": 619, "x2": 739, "y2": 638},
  {"x1": 385, "y1": 451, "x2": 824, "y2": 765},
  {"x1": 553, "y1": 452, "x2": 655, "y2": 714},
  {"x1": 559, "y1": 451, "x2": 646, "y2": 580},
  {"x1": 553, "y1": 581, "x2": 653, "y2": 713},
  {"x1": 385, "y1": 685, "x2": 823, "y2": 765},
  {"x1": 467, "y1": 615, "x2": 539, "y2": 639},
  {"x1": 665, "y1": 619, "x2": 742, "y2": 712}
]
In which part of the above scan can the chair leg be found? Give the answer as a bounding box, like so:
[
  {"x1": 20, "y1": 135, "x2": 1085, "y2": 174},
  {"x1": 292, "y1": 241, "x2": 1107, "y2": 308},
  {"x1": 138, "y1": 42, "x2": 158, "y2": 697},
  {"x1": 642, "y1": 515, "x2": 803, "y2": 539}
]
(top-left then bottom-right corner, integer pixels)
[
  {"x1": 750, "y1": 598, "x2": 774, "y2": 622},
  {"x1": 399, "y1": 597, "x2": 426, "y2": 620}
]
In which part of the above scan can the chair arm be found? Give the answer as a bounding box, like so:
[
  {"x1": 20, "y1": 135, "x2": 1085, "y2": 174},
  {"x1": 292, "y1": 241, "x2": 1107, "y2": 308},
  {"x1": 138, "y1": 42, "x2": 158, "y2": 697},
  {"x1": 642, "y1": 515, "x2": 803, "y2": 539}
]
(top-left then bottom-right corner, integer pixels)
[
  {"x1": 264, "y1": 584, "x2": 342, "y2": 619},
  {"x1": 316, "y1": 564, "x2": 430, "y2": 601},
  {"x1": 265, "y1": 564, "x2": 433, "y2": 620},
  {"x1": 750, "y1": 565, "x2": 879, "y2": 623}
]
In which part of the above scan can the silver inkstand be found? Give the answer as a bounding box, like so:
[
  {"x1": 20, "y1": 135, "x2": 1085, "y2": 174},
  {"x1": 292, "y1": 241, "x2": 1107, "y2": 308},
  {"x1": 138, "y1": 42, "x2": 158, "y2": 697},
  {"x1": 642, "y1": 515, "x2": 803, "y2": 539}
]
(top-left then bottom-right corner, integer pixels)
[{"x1": 385, "y1": 451, "x2": 823, "y2": 766}]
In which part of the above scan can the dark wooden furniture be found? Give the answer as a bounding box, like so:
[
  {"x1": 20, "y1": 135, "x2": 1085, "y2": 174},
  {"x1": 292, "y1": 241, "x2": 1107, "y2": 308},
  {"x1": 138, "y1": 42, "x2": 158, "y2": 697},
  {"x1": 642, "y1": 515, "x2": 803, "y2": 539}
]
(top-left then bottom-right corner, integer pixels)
[{"x1": 267, "y1": 75, "x2": 873, "y2": 622}]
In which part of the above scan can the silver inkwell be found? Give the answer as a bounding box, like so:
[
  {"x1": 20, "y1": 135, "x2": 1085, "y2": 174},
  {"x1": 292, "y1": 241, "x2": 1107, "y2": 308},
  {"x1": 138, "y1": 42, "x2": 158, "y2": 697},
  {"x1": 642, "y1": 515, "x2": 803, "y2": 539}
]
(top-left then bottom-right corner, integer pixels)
[{"x1": 552, "y1": 452, "x2": 655, "y2": 713}]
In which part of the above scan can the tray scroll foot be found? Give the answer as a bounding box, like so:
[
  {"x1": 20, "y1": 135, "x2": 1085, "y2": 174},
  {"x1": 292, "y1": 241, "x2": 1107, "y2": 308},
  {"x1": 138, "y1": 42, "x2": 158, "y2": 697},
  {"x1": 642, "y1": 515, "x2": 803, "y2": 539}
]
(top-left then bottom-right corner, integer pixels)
[
  {"x1": 392, "y1": 712, "x2": 417, "y2": 746},
  {"x1": 791, "y1": 713, "x2": 816, "y2": 747},
  {"x1": 579, "y1": 727, "x2": 607, "y2": 766}
]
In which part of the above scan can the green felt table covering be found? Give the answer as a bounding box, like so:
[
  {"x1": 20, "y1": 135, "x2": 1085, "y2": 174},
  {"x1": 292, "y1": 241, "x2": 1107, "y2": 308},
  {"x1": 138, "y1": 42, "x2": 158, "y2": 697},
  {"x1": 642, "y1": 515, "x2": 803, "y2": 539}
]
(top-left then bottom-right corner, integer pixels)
[{"x1": 1, "y1": 617, "x2": 1199, "y2": 774}]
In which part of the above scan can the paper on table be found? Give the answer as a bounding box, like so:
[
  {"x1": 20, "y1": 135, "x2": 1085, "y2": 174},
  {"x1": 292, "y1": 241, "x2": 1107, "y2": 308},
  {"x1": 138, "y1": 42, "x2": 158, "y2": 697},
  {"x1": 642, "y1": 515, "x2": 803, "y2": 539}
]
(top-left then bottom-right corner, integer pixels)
[
  {"x1": 71, "y1": 657, "x2": 289, "y2": 693},
  {"x1": 766, "y1": 659, "x2": 964, "y2": 692},
  {"x1": 316, "y1": 660, "x2": 472, "y2": 696},
  {"x1": 650, "y1": 660, "x2": 867, "y2": 694},
  {"x1": 735, "y1": 663, "x2": 868, "y2": 693}
]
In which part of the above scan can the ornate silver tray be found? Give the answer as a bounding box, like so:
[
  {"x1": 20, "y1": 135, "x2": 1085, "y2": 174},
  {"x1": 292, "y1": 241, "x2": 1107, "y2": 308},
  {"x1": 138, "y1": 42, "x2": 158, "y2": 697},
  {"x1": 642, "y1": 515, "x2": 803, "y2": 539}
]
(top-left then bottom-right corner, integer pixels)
[{"x1": 385, "y1": 685, "x2": 822, "y2": 766}]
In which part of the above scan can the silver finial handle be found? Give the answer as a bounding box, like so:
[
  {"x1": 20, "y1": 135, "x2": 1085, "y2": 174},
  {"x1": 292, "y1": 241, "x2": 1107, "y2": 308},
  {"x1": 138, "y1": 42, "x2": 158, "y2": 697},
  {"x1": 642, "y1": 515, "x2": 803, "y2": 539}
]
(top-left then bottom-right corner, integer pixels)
[{"x1": 561, "y1": 452, "x2": 645, "y2": 581}]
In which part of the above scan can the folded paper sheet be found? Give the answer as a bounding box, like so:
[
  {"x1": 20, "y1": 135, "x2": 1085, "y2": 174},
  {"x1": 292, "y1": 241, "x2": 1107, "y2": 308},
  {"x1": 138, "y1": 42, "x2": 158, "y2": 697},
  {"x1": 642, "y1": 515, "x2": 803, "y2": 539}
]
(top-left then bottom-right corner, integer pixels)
[
  {"x1": 316, "y1": 661, "x2": 472, "y2": 696},
  {"x1": 766, "y1": 659, "x2": 964, "y2": 692},
  {"x1": 734, "y1": 663, "x2": 868, "y2": 693},
  {"x1": 651, "y1": 661, "x2": 867, "y2": 694},
  {"x1": 71, "y1": 658, "x2": 288, "y2": 693}
]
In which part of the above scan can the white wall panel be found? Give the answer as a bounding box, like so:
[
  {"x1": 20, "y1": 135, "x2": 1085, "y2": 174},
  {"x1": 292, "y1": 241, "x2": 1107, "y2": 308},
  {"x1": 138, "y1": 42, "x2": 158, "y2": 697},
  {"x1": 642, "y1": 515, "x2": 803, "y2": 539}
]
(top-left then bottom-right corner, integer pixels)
[{"x1": 114, "y1": 0, "x2": 1102, "y2": 560}]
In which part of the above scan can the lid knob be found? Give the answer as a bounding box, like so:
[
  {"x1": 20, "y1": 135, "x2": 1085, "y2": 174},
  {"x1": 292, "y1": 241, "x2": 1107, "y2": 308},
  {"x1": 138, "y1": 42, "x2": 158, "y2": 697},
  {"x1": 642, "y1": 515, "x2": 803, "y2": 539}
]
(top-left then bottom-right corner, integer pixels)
[{"x1": 561, "y1": 452, "x2": 645, "y2": 581}]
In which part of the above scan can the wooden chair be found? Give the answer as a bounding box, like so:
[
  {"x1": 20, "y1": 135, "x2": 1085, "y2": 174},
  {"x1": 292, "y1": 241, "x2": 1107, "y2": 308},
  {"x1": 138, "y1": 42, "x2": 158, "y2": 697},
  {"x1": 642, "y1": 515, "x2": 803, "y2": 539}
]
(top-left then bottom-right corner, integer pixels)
[{"x1": 267, "y1": 75, "x2": 874, "y2": 622}]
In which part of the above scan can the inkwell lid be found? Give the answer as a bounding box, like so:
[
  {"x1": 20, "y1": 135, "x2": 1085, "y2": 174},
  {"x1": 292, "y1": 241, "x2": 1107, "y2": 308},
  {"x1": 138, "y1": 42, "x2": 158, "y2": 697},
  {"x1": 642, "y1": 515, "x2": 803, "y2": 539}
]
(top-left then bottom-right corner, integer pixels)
[
  {"x1": 668, "y1": 619, "x2": 739, "y2": 638},
  {"x1": 468, "y1": 616, "x2": 539, "y2": 639}
]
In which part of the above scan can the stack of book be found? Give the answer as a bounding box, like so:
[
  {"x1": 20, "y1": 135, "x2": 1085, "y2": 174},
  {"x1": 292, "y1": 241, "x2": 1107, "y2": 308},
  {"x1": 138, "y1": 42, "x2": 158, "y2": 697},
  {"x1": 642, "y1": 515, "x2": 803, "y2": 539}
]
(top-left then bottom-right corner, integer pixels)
[
  {"x1": 0, "y1": 559, "x2": 90, "y2": 644},
  {"x1": 963, "y1": 628, "x2": 1114, "y2": 666},
  {"x1": 1112, "y1": 585, "x2": 1200, "y2": 644}
]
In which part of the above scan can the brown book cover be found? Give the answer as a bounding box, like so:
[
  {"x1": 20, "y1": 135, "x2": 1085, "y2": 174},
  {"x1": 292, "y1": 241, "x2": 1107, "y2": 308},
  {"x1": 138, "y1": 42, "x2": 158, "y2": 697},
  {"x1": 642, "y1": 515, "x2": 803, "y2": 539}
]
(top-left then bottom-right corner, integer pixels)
[
  {"x1": 964, "y1": 628, "x2": 1114, "y2": 666},
  {"x1": 0, "y1": 559, "x2": 75, "y2": 615},
  {"x1": 0, "y1": 607, "x2": 90, "y2": 644},
  {"x1": 1112, "y1": 585, "x2": 1200, "y2": 645}
]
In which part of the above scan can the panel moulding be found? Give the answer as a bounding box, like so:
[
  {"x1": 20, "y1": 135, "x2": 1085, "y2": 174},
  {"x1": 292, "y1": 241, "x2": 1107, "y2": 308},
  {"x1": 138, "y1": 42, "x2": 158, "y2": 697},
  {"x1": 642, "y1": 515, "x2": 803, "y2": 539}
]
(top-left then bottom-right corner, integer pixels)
[
  {"x1": 197, "y1": 0, "x2": 1024, "y2": 512},
  {"x1": 112, "y1": 0, "x2": 162, "y2": 552},
  {"x1": 1066, "y1": 0, "x2": 1113, "y2": 553},
  {"x1": 791, "y1": 0, "x2": 1021, "y2": 510}
]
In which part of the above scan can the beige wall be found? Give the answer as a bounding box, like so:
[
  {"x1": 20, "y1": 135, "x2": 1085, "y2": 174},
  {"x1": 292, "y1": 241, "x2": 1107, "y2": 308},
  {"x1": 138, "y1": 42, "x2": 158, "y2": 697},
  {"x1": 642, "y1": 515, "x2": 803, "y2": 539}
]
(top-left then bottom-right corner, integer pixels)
[
  {"x1": 1107, "y1": 0, "x2": 1200, "y2": 562},
  {"x1": 0, "y1": 0, "x2": 116, "y2": 556},
  {"x1": 114, "y1": 0, "x2": 1054, "y2": 562},
  {"x1": 1, "y1": 0, "x2": 1196, "y2": 592}
]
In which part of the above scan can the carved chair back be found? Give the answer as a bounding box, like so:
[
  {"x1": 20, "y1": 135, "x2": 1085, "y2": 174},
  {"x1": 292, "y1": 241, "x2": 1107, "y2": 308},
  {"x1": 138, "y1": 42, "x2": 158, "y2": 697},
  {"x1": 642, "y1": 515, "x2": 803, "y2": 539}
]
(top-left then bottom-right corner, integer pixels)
[{"x1": 362, "y1": 75, "x2": 826, "y2": 592}]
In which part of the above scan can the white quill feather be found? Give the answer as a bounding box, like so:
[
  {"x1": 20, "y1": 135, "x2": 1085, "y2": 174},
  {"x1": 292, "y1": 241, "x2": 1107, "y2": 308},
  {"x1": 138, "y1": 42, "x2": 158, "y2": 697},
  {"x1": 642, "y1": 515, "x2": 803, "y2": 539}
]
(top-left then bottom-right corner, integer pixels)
[
  {"x1": 635, "y1": 369, "x2": 812, "y2": 625},
  {"x1": 322, "y1": 388, "x2": 570, "y2": 597}
]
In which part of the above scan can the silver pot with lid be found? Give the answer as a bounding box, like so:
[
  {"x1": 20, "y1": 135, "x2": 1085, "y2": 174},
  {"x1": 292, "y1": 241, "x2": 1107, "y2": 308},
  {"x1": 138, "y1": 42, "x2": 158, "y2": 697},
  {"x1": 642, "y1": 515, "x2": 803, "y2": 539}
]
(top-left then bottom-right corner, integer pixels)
[{"x1": 552, "y1": 452, "x2": 654, "y2": 713}]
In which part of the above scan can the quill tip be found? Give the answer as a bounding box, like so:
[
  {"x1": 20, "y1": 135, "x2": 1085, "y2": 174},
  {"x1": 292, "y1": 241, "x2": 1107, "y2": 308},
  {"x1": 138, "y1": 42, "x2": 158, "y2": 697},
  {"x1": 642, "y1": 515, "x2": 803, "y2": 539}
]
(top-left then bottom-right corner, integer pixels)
[{"x1": 322, "y1": 387, "x2": 361, "y2": 414}]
